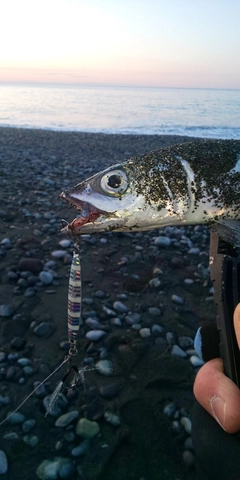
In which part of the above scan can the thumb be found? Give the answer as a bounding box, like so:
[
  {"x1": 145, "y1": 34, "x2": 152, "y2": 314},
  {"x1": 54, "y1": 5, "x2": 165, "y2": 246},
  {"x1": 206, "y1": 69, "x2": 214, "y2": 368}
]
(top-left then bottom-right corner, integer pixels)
[{"x1": 233, "y1": 303, "x2": 240, "y2": 349}]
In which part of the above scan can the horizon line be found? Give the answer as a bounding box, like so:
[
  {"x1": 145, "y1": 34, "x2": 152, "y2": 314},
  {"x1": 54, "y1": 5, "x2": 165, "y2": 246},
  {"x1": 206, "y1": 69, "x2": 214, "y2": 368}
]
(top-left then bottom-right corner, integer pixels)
[{"x1": 0, "y1": 81, "x2": 239, "y2": 91}]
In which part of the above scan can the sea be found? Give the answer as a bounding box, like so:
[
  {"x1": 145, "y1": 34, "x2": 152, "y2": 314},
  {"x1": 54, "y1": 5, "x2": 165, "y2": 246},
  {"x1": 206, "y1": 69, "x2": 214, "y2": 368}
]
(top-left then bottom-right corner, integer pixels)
[{"x1": 0, "y1": 83, "x2": 240, "y2": 139}]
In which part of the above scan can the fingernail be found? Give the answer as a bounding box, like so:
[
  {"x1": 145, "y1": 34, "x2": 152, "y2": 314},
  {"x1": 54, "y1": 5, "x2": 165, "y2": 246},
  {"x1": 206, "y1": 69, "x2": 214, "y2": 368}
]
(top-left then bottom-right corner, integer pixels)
[{"x1": 210, "y1": 395, "x2": 226, "y2": 431}]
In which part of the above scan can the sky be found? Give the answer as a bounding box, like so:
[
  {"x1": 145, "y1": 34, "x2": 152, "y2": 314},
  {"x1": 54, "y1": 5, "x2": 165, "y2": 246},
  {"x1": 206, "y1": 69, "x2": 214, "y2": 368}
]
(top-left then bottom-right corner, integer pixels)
[{"x1": 1, "y1": 0, "x2": 240, "y2": 89}]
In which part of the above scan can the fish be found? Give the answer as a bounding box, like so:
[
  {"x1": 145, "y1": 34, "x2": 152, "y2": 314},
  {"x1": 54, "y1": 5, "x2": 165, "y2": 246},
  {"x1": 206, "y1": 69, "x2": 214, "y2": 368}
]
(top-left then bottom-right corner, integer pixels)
[{"x1": 60, "y1": 139, "x2": 240, "y2": 236}]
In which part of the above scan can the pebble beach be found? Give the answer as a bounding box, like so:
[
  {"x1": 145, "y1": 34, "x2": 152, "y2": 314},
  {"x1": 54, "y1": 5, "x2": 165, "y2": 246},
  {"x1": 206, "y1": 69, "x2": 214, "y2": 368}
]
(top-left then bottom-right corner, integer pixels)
[{"x1": 0, "y1": 127, "x2": 216, "y2": 480}]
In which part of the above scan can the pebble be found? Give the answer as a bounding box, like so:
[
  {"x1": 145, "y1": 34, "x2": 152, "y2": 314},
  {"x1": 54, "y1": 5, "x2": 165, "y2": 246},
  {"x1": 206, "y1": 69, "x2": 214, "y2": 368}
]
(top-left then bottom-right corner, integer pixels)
[
  {"x1": 104, "y1": 411, "x2": 121, "y2": 426},
  {"x1": 51, "y1": 250, "x2": 67, "y2": 259},
  {"x1": 71, "y1": 439, "x2": 90, "y2": 457},
  {"x1": 166, "y1": 332, "x2": 177, "y2": 345},
  {"x1": 17, "y1": 358, "x2": 32, "y2": 366},
  {"x1": 184, "y1": 278, "x2": 194, "y2": 285},
  {"x1": 154, "y1": 236, "x2": 172, "y2": 247},
  {"x1": 149, "y1": 277, "x2": 161, "y2": 288},
  {"x1": 0, "y1": 304, "x2": 14, "y2": 317},
  {"x1": 125, "y1": 313, "x2": 141, "y2": 325},
  {"x1": 95, "y1": 359, "x2": 113, "y2": 376},
  {"x1": 19, "y1": 258, "x2": 43, "y2": 274},
  {"x1": 58, "y1": 459, "x2": 76, "y2": 479},
  {"x1": 163, "y1": 403, "x2": 176, "y2": 417},
  {"x1": 7, "y1": 412, "x2": 26, "y2": 424},
  {"x1": 178, "y1": 336, "x2": 194, "y2": 348},
  {"x1": 113, "y1": 301, "x2": 129, "y2": 313},
  {"x1": 85, "y1": 330, "x2": 106, "y2": 341},
  {"x1": 152, "y1": 324, "x2": 164, "y2": 336},
  {"x1": 180, "y1": 416, "x2": 192, "y2": 434},
  {"x1": 190, "y1": 355, "x2": 204, "y2": 367},
  {"x1": 188, "y1": 247, "x2": 200, "y2": 255},
  {"x1": 36, "y1": 458, "x2": 60, "y2": 479},
  {"x1": 24, "y1": 287, "x2": 36, "y2": 297},
  {"x1": 3, "y1": 432, "x2": 19, "y2": 440},
  {"x1": 22, "y1": 419, "x2": 37, "y2": 433},
  {"x1": 23, "y1": 434, "x2": 39, "y2": 447},
  {"x1": 171, "y1": 294, "x2": 184, "y2": 305},
  {"x1": 33, "y1": 322, "x2": 52, "y2": 336},
  {"x1": 0, "y1": 451, "x2": 8, "y2": 475},
  {"x1": 55, "y1": 411, "x2": 79, "y2": 428},
  {"x1": 58, "y1": 239, "x2": 71, "y2": 248},
  {"x1": 0, "y1": 238, "x2": 11, "y2": 247},
  {"x1": 85, "y1": 318, "x2": 102, "y2": 329},
  {"x1": 39, "y1": 271, "x2": 53, "y2": 285},
  {"x1": 139, "y1": 328, "x2": 151, "y2": 338},
  {"x1": 148, "y1": 307, "x2": 161, "y2": 316},
  {"x1": 111, "y1": 317, "x2": 122, "y2": 326},
  {"x1": 171, "y1": 345, "x2": 187, "y2": 358},
  {"x1": 75, "y1": 418, "x2": 100, "y2": 439}
]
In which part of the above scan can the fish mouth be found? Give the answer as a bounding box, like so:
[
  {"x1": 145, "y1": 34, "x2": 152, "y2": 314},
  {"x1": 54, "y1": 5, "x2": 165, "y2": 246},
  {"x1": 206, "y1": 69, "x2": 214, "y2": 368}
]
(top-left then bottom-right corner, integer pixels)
[{"x1": 60, "y1": 191, "x2": 110, "y2": 232}]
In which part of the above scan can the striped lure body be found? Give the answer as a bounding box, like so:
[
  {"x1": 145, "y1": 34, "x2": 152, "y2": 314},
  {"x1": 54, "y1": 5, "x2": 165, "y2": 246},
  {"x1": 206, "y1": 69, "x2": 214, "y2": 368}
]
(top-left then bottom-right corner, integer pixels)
[{"x1": 67, "y1": 249, "x2": 83, "y2": 343}]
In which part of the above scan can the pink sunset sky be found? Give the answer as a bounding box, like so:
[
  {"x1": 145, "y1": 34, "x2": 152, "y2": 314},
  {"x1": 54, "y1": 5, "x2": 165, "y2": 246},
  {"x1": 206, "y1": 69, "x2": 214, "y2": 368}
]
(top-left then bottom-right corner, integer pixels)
[{"x1": 1, "y1": 0, "x2": 240, "y2": 89}]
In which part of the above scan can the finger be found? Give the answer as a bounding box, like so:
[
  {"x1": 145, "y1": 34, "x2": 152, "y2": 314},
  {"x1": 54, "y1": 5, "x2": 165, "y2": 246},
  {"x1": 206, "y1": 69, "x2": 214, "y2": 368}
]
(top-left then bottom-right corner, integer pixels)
[
  {"x1": 234, "y1": 303, "x2": 240, "y2": 349},
  {"x1": 194, "y1": 358, "x2": 240, "y2": 433}
]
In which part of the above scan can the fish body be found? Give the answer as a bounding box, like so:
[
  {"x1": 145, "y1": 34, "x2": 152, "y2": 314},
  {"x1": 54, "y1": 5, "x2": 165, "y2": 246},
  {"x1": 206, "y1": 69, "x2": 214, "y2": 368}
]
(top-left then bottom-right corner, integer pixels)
[{"x1": 61, "y1": 139, "x2": 240, "y2": 235}]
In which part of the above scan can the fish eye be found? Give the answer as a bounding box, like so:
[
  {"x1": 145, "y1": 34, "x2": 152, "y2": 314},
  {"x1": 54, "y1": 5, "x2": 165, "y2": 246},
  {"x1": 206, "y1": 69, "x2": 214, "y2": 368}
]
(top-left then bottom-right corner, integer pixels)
[{"x1": 100, "y1": 170, "x2": 128, "y2": 196}]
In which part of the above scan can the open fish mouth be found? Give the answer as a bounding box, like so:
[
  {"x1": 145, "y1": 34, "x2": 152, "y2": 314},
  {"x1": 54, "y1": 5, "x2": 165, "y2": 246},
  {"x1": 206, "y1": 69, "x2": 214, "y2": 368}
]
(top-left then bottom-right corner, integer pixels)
[{"x1": 60, "y1": 191, "x2": 110, "y2": 232}]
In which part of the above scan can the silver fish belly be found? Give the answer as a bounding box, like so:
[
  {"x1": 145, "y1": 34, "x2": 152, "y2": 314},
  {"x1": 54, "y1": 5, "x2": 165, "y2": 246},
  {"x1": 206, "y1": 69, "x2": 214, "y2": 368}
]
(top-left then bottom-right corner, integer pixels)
[{"x1": 60, "y1": 139, "x2": 240, "y2": 234}]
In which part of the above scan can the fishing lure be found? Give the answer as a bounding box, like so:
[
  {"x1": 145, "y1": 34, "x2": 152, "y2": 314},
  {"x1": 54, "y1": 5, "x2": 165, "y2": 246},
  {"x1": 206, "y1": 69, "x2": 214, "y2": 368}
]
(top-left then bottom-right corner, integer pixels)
[{"x1": 45, "y1": 243, "x2": 83, "y2": 415}]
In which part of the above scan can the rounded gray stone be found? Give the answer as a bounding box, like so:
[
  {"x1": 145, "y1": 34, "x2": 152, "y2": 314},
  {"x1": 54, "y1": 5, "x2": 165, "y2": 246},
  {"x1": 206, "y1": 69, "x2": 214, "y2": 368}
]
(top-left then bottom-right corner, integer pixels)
[
  {"x1": 55, "y1": 411, "x2": 79, "y2": 428},
  {"x1": 39, "y1": 271, "x2": 53, "y2": 285},
  {"x1": 0, "y1": 451, "x2": 8, "y2": 474}
]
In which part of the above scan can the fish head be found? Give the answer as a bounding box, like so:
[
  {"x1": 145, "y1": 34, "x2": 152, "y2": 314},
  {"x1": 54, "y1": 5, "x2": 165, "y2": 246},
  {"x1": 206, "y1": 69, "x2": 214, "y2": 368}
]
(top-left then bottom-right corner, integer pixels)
[{"x1": 61, "y1": 156, "x2": 189, "y2": 234}]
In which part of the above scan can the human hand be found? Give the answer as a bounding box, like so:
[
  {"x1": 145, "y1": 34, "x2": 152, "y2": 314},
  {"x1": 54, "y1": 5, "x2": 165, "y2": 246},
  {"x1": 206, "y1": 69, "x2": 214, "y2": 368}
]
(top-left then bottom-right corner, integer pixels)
[{"x1": 193, "y1": 303, "x2": 240, "y2": 433}]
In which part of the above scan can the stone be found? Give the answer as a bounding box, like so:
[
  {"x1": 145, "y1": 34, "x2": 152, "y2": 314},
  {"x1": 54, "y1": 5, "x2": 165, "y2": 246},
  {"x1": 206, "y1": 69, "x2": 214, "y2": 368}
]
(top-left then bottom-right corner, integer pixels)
[
  {"x1": 171, "y1": 294, "x2": 184, "y2": 305},
  {"x1": 171, "y1": 345, "x2": 187, "y2": 358},
  {"x1": 152, "y1": 324, "x2": 164, "y2": 336},
  {"x1": 139, "y1": 328, "x2": 151, "y2": 338},
  {"x1": 58, "y1": 239, "x2": 71, "y2": 248},
  {"x1": 104, "y1": 411, "x2": 121, "y2": 426},
  {"x1": 7, "y1": 412, "x2": 26, "y2": 424},
  {"x1": 22, "y1": 419, "x2": 36, "y2": 433},
  {"x1": 51, "y1": 250, "x2": 66, "y2": 259},
  {"x1": 36, "y1": 459, "x2": 60, "y2": 479},
  {"x1": 148, "y1": 306, "x2": 161, "y2": 316},
  {"x1": 0, "y1": 451, "x2": 8, "y2": 474},
  {"x1": 95, "y1": 359, "x2": 113, "y2": 376},
  {"x1": 0, "y1": 304, "x2": 14, "y2": 317},
  {"x1": 85, "y1": 330, "x2": 106, "y2": 341},
  {"x1": 75, "y1": 418, "x2": 100, "y2": 439},
  {"x1": 180, "y1": 416, "x2": 192, "y2": 434},
  {"x1": 55, "y1": 411, "x2": 79, "y2": 428},
  {"x1": 19, "y1": 258, "x2": 43, "y2": 274},
  {"x1": 71, "y1": 439, "x2": 90, "y2": 457},
  {"x1": 178, "y1": 336, "x2": 194, "y2": 348},
  {"x1": 58, "y1": 459, "x2": 76, "y2": 479},
  {"x1": 190, "y1": 355, "x2": 204, "y2": 367},
  {"x1": 23, "y1": 435, "x2": 39, "y2": 447},
  {"x1": 154, "y1": 236, "x2": 171, "y2": 247},
  {"x1": 125, "y1": 312, "x2": 141, "y2": 325},
  {"x1": 34, "y1": 322, "x2": 52, "y2": 336},
  {"x1": 113, "y1": 301, "x2": 129, "y2": 313},
  {"x1": 149, "y1": 277, "x2": 161, "y2": 288},
  {"x1": 39, "y1": 271, "x2": 53, "y2": 285}
]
